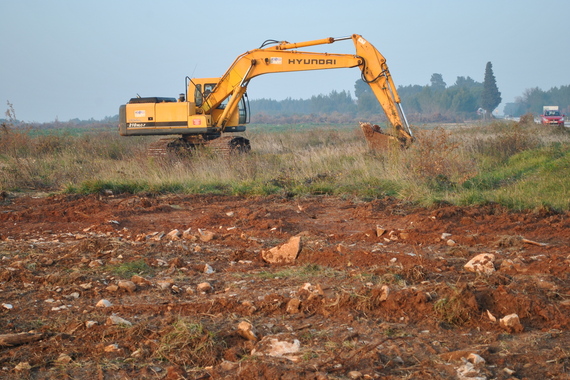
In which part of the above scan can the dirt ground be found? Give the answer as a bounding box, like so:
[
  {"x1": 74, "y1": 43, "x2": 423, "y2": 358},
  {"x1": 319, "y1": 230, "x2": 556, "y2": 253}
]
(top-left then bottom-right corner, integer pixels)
[{"x1": 1, "y1": 193, "x2": 570, "y2": 379}]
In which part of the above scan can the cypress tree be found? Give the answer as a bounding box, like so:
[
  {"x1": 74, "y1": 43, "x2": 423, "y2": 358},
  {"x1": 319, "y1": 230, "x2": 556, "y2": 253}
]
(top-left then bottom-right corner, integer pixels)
[{"x1": 481, "y1": 62, "x2": 502, "y2": 117}]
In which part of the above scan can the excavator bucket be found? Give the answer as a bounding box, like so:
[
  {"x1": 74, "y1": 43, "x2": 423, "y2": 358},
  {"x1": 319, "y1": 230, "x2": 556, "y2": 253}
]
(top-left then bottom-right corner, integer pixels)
[{"x1": 360, "y1": 122, "x2": 403, "y2": 151}]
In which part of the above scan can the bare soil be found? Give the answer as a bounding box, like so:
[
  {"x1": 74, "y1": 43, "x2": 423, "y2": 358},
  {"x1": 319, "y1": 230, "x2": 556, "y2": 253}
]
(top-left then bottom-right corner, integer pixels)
[{"x1": 1, "y1": 193, "x2": 570, "y2": 379}]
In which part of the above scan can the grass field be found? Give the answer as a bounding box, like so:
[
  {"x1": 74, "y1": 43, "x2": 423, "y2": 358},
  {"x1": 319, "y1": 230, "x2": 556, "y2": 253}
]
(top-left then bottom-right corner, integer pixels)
[{"x1": 1, "y1": 118, "x2": 569, "y2": 211}]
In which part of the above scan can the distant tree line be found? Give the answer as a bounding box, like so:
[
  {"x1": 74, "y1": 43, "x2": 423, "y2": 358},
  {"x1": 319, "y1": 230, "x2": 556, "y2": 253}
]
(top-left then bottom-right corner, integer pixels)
[
  {"x1": 504, "y1": 85, "x2": 570, "y2": 117},
  {"x1": 250, "y1": 62, "x2": 506, "y2": 123}
]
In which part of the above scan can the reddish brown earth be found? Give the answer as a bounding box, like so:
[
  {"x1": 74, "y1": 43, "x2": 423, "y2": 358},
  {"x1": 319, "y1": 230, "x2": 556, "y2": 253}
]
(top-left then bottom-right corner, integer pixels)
[{"x1": 1, "y1": 193, "x2": 570, "y2": 379}]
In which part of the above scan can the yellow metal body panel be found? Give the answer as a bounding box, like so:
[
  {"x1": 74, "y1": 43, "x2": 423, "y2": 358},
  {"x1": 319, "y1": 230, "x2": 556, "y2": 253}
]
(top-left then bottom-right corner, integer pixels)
[
  {"x1": 155, "y1": 102, "x2": 189, "y2": 122},
  {"x1": 188, "y1": 115, "x2": 212, "y2": 128},
  {"x1": 126, "y1": 103, "x2": 154, "y2": 123}
]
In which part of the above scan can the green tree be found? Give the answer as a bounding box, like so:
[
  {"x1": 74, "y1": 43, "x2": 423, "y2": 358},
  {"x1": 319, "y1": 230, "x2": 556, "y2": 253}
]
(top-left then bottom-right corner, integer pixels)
[
  {"x1": 430, "y1": 73, "x2": 446, "y2": 91},
  {"x1": 481, "y1": 62, "x2": 502, "y2": 116}
]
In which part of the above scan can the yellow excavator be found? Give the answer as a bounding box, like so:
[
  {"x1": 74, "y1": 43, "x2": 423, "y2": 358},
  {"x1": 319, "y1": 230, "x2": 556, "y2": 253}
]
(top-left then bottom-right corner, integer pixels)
[{"x1": 119, "y1": 34, "x2": 414, "y2": 154}]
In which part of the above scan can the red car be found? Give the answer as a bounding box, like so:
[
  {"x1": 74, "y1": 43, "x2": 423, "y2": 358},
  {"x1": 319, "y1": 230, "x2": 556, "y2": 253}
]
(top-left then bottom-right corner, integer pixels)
[{"x1": 541, "y1": 107, "x2": 565, "y2": 126}]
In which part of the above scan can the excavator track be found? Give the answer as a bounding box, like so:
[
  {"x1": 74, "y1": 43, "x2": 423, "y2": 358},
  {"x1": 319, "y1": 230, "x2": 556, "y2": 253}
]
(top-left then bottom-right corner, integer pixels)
[{"x1": 147, "y1": 136, "x2": 250, "y2": 157}]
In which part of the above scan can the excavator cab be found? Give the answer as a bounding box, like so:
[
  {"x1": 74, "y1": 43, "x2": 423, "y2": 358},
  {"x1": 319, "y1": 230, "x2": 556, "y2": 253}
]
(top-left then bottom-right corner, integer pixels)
[{"x1": 189, "y1": 78, "x2": 249, "y2": 130}]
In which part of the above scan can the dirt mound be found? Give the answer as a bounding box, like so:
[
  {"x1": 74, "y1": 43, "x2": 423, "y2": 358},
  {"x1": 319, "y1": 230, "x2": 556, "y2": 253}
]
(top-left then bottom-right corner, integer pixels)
[{"x1": 1, "y1": 193, "x2": 570, "y2": 378}]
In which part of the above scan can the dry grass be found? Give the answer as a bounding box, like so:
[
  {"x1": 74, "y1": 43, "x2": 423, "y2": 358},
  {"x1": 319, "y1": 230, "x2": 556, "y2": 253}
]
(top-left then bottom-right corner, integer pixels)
[{"x1": 1, "y1": 120, "x2": 569, "y2": 209}]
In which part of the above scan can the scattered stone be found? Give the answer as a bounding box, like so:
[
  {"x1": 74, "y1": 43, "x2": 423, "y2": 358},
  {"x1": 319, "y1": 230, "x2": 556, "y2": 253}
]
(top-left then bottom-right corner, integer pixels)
[
  {"x1": 378, "y1": 285, "x2": 390, "y2": 301},
  {"x1": 376, "y1": 226, "x2": 386, "y2": 237},
  {"x1": 156, "y1": 279, "x2": 175, "y2": 290},
  {"x1": 252, "y1": 335, "x2": 301, "y2": 361},
  {"x1": 185, "y1": 286, "x2": 195, "y2": 295},
  {"x1": 456, "y1": 357, "x2": 485, "y2": 380},
  {"x1": 237, "y1": 321, "x2": 258, "y2": 341},
  {"x1": 96, "y1": 299, "x2": 112, "y2": 308},
  {"x1": 348, "y1": 371, "x2": 363, "y2": 379},
  {"x1": 85, "y1": 321, "x2": 98, "y2": 328},
  {"x1": 131, "y1": 275, "x2": 151, "y2": 286},
  {"x1": 203, "y1": 264, "x2": 215, "y2": 274},
  {"x1": 447, "y1": 239, "x2": 456, "y2": 246},
  {"x1": 166, "y1": 229, "x2": 181, "y2": 241},
  {"x1": 88, "y1": 260, "x2": 103, "y2": 268},
  {"x1": 14, "y1": 362, "x2": 31, "y2": 372},
  {"x1": 262, "y1": 236, "x2": 301, "y2": 264},
  {"x1": 286, "y1": 298, "x2": 301, "y2": 314},
  {"x1": 388, "y1": 230, "x2": 399, "y2": 240},
  {"x1": 220, "y1": 360, "x2": 238, "y2": 371},
  {"x1": 503, "y1": 367, "x2": 515, "y2": 375},
  {"x1": 55, "y1": 353, "x2": 73, "y2": 364},
  {"x1": 441, "y1": 233, "x2": 452, "y2": 240},
  {"x1": 464, "y1": 253, "x2": 495, "y2": 275},
  {"x1": 79, "y1": 282, "x2": 93, "y2": 290},
  {"x1": 131, "y1": 349, "x2": 143, "y2": 358},
  {"x1": 118, "y1": 280, "x2": 137, "y2": 293},
  {"x1": 198, "y1": 229, "x2": 215, "y2": 242},
  {"x1": 467, "y1": 353, "x2": 485, "y2": 365},
  {"x1": 104, "y1": 343, "x2": 121, "y2": 352},
  {"x1": 106, "y1": 284, "x2": 119, "y2": 292},
  {"x1": 107, "y1": 315, "x2": 132, "y2": 326},
  {"x1": 500, "y1": 258, "x2": 528, "y2": 273},
  {"x1": 500, "y1": 313, "x2": 523, "y2": 333},
  {"x1": 182, "y1": 228, "x2": 196, "y2": 241},
  {"x1": 2, "y1": 303, "x2": 13, "y2": 310},
  {"x1": 486, "y1": 310, "x2": 497, "y2": 322},
  {"x1": 197, "y1": 282, "x2": 213, "y2": 293}
]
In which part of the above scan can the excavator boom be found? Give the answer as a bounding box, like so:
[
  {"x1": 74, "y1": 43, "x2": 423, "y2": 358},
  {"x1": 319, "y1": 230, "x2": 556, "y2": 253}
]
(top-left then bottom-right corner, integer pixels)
[{"x1": 201, "y1": 34, "x2": 413, "y2": 146}]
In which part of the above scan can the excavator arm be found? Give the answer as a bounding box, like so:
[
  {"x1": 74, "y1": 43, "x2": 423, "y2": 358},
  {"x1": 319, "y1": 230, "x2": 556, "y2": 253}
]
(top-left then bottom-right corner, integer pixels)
[{"x1": 200, "y1": 34, "x2": 413, "y2": 146}]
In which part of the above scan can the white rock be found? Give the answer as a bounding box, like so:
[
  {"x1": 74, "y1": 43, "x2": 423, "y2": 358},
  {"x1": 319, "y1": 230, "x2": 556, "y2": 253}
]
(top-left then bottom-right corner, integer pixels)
[
  {"x1": 198, "y1": 229, "x2": 215, "y2": 242},
  {"x1": 253, "y1": 336, "x2": 301, "y2": 360},
  {"x1": 467, "y1": 353, "x2": 485, "y2": 365},
  {"x1": 106, "y1": 315, "x2": 132, "y2": 326},
  {"x1": 203, "y1": 264, "x2": 215, "y2": 274},
  {"x1": 503, "y1": 368, "x2": 515, "y2": 375},
  {"x1": 96, "y1": 299, "x2": 112, "y2": 308},
  {"x1": 2, "y1": 303, "x2": 13, "y2": 310},
  {"x1": 85, "y1": 321, "x2": 98, "y2": 328},
  {"x1": 464, "y1": 253, "x2": 495, "y2": 275},
  {"x1": 500, "y1": 313, "x2": 523, "y2": 333},
  {"x1": 182, "y1": 228, "x2": 196, "y2": 240},
  {"x1": 166, "y1": 229, "x2": 181, "y2": 241}
]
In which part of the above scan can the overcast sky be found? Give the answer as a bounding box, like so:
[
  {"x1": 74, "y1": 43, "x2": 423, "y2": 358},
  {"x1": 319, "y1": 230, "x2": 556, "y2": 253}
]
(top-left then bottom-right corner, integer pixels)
[{"x1": 1, "y1": 0, "x2": 568, "y2": 122}]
